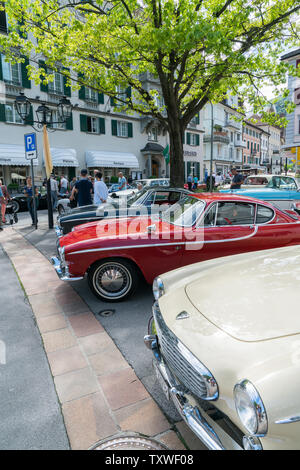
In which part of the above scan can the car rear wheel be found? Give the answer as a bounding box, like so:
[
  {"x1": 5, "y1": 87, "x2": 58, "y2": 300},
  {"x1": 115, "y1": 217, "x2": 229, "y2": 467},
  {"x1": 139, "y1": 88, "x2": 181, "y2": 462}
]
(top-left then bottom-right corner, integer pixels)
[
  {"x1": 58, "y1": 204, "x2": 65, "y2": 215},
  {"x1": 11, "y1": 200, "x2": 20, "y2": 213},
  {"x1": 88, "y1": 259, "x2": 138, "y2": 302}
]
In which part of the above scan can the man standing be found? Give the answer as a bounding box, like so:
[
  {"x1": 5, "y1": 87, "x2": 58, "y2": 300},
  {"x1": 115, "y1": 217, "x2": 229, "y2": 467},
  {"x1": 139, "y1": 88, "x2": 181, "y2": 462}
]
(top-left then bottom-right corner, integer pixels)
[
  {"x1": 50, "y1": 174, "x2": 59, "y2": 211},
  {"x1": 215, "y1": 172, "x2": 223, "y2": 188},
  {"x1": 0, "y1": 180, "x2": 10, "y2": 224},
  {"x1": 60, "y1": 174, "x2": 68, "y2": 195},
  {"x1": 187, "y1": 174, "x2": 193, "y2": 191},
  {"x1": 94, "y1": 172, "x2": 108, "y2": 205},
  {"x1": 118, "y1": 172, "x2": 127, "y2": 191},
  {"x1": 70, "y1": 169, "x2": 93, "y2": 207},
  {"x1": 230, "y1": 167, "x2": 244, "y2": 189}
]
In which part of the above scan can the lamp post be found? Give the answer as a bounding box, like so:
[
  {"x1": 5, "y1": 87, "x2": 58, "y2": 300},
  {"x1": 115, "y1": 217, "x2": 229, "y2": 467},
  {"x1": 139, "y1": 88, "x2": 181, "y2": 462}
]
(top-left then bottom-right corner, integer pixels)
[
  {"x1": 15, "y1": 92, "x2": 72, "y2": 229},
  {"x1": 209, "y1": 101, "x2": 214, "y2": 192}
]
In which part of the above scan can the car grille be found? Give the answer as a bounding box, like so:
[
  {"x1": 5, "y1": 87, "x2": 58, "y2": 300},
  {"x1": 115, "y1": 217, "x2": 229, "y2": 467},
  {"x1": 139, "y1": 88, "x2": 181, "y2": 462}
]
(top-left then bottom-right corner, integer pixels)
[{"x1": 153, "y1": 302, "x2": 218, "y2": 401}]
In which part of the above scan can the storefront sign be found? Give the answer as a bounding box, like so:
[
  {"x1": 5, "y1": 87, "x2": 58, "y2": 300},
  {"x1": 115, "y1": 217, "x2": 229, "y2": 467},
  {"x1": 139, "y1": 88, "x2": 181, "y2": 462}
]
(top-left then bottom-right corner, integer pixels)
[{"x1": 184, "y1": 150, "x2": 198, "y2": 157}]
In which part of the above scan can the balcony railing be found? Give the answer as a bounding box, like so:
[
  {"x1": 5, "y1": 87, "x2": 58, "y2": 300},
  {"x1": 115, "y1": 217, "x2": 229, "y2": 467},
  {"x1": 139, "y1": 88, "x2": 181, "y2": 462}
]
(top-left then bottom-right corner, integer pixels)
[
  {"x1": 203, "y1": 132, "x2": 230, "y2": 144},
  {"x1": 234, "y1": 139, "x2": 246, "y2": 148}
]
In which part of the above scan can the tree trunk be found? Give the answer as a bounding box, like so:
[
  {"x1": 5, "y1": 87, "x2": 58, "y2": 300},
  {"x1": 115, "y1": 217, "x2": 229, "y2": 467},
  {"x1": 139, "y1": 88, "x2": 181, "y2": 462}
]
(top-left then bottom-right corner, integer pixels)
[{"x1": 168, "y1": 119, "x2": 185, "y2": 188}]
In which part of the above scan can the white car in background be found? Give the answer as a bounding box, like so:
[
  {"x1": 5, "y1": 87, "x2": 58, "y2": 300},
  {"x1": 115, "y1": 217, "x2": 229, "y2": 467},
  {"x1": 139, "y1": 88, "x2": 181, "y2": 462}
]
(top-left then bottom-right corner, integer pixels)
[{"x1": 135, "y1": 178, "x2": 170, "y2": 187}]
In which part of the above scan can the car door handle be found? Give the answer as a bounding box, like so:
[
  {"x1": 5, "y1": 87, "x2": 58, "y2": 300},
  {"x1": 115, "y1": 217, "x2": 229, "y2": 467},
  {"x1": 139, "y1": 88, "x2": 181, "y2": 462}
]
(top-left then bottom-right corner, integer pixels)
[{"x1": 175, "y1": 245, "x2": 182, "y2": 250}]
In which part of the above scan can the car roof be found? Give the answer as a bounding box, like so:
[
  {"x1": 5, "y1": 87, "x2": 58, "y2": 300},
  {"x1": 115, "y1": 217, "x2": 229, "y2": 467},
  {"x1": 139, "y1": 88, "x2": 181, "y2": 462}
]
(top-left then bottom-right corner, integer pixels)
[{"x1": 189, "y1": 191, "x2": 278, "y2": 207}]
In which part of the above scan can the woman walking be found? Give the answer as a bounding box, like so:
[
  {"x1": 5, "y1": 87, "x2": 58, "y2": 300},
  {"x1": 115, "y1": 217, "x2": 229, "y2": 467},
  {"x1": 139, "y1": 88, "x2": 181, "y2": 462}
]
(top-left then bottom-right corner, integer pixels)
[{"x1": 0, "y1": 180, "x2": 11, "y2": 224}]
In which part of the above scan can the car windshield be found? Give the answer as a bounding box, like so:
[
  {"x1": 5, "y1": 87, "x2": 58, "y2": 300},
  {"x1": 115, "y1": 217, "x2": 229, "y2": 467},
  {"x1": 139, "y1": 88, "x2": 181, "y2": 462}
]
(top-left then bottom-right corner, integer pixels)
[
  {"x1": 160, "y1": 195, "x2": 205, "y2": 226},
  {"x1": 127, "y1": 188, "x2": 149, "y2": 206},
  {"x1": 266, "y1": 176, "x2": 297, "y2": 190}
]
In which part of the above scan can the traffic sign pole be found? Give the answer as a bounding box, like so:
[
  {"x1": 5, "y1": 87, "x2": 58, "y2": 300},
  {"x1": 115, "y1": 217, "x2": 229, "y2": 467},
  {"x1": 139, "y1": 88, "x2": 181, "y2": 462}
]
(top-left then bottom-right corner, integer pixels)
[
  {"x1": 24, "y1": 133, "x2": 38, "y2": 230},
  {"x1": 30, "y1": 159, "x2": 38, "y2": 229}
]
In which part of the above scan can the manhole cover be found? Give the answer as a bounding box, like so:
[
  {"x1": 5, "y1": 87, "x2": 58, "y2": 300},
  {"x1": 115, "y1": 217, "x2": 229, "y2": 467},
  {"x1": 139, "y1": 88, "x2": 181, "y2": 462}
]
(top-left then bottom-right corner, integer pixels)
[
  {"x1": 91, "y1": 435, "x2": 169, "y2": 451},
  {"x1": 98, "y1": 309, "x2": 115, "y2": 317}
]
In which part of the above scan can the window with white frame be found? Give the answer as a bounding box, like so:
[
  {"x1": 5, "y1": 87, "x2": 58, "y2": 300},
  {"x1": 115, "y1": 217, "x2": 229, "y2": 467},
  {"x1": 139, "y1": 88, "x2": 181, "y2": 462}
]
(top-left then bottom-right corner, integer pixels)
[
  {"x1": 5, "y1": 103, "x2": 23, "y2": 124},
  {"x1": 1, "y1": 56, "x2": 21, "y2": 85},
  {"x1": 117, "y1": 120, "x2": 128, "y2": 137},
  {"x1": 148, "y1": 127, "x2": 158, "y2": 141},
  {"x1": 87, "y1": 116, "x2": 99, "y2": 133},
  {"x1": 48, "y1": 71, "x2": 64, "y2": 94},
  {"x1": 85, "y1": 87, "x2": 97, "y2": 102},
  {"x1": 189, "y1": 133, "x2": 198, "y2": 146},
  {"x1": 49, "y1": 110, "x2": 66, "y2": 129}
]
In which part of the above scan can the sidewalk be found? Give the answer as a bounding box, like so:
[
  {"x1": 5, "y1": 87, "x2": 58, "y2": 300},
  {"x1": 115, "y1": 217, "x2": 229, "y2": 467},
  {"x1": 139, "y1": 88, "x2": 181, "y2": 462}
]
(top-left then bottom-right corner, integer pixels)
[{"x1": 0, "y1": 225, "x2": 195, "y2": 450}]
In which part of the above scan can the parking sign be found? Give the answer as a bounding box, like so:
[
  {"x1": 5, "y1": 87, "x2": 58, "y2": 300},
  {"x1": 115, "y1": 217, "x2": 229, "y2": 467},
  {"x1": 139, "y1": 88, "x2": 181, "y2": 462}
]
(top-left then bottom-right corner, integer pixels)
[{"x1": 24, "y1": 132, "x2": 37, "y2": 160}]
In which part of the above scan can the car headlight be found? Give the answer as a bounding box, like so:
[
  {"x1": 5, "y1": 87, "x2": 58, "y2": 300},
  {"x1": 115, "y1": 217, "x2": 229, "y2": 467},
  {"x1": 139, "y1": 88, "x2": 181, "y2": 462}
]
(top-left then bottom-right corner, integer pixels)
[
  {"x1": 58, "y1": 246, "x2": 65, "y2": 265},
  {"x1": 234, "y1": 379, "x2": 268, "y2": 436},
  {"x1": 152, "y1": 277, "x2": 165, "y2": 300}
]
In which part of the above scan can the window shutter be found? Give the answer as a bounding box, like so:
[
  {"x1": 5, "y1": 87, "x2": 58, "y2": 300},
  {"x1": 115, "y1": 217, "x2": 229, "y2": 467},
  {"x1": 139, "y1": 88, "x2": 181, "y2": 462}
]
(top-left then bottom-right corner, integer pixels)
[
  {"x1": 98, "y1": 93, "x2": 104, "y2": 104},
  {"x1": 196, "y1": 134, "x2": 200, "y2": 146},
  {"x1": 99, "y1": 117, "x2": 105, "y2": 134},
  {"x1": 110, "y1": 97, "x2": 115, "y2": 107},
  {"x1": 195, "y1": 113, "x2": 200, "y2": 125},
  {"x1": 187, "y1": 133, "x2": 191, "y2": 145},
  {"x1": 79, "y1": 86, "x2": 85, "y2": 100},
  {"x1": 126, "y1": 87, "x2": 131, "y2": 99},
  {"x1": 0, "y1": 103, "x2": 6, "y2": 122},
  {"x1": 63, "y1": 68, "x2": 71, "y2": 97},
  {"x1": 21, "y1": 58, "x2": 31, "y2": 89},
  {"x1": 66, "y1": 112, "x2": 73, "y2": 130},
  {"x1": 111, "y1": 119, "x2": 117, "y2": 136},
  {"x1": 187, "y1": 162, "x2": 191, "y2": 177},
  {"x1": 127, "y1": 122, "x2": 133, "y2": 138},
  {"x1": 195, "y1": 162, "x2": 200, "y2": 179},
  {"x1": 39, "y1": 60, "x2": 48, "y2": 93},
  {"x1": 184, "y1": 162, "x2": 186, "y2": 181},
  {"x1": 80, "y1": 114, "x2": 88, "y2": 132},
  {"x1": 0, "y1": 53, "x2": 3, "y2": 81},
  {"x1": 182, "y1": 132, "x2": 185, "y2": 144}
]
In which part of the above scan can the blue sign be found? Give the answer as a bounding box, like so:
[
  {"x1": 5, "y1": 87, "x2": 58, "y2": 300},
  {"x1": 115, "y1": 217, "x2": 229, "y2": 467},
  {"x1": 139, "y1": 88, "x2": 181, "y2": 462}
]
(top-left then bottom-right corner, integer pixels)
[{"x1": 24, "y1": 133, "x2": 37, "y2": 160}]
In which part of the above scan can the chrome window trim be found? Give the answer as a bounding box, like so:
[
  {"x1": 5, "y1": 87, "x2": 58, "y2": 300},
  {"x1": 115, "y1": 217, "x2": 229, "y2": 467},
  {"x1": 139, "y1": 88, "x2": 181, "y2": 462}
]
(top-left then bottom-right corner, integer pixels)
[{"x1": 275, "y1": 415, "x2": 300, "y2": 424}]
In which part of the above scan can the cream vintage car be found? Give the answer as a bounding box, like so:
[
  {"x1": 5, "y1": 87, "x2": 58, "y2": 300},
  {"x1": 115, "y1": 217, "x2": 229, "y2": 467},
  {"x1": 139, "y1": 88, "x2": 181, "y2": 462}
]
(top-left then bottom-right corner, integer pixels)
[{"x1": 144, "y1": 245, "x2": 300, "y2": 450}]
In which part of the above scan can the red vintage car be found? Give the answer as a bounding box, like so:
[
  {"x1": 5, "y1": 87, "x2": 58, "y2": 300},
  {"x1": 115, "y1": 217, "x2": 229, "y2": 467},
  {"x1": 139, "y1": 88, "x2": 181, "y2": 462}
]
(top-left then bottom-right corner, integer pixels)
[{"x1": 52, "y1": 193, "x2": 300, "y2": 302}]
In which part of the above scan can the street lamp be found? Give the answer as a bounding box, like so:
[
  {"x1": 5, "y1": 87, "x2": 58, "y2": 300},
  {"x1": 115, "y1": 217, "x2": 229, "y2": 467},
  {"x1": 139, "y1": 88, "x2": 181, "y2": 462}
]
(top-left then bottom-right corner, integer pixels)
[{"x1": 14, "y1": 92, "x2": 72, "y2": 229}]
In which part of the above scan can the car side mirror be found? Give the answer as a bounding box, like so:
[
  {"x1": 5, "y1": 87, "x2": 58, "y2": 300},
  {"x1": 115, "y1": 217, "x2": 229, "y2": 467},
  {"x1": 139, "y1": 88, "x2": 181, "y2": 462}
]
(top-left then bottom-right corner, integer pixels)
[{"x1": 111, "y1": 193, "x2": 118, "y2": 198}]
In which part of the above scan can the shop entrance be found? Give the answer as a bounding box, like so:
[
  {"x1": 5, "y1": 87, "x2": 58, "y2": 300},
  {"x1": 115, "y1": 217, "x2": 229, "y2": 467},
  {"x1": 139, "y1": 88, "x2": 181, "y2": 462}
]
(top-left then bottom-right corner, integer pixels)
[{"x1": 151, "y1": 160, "x2": 159, "y2": 177}]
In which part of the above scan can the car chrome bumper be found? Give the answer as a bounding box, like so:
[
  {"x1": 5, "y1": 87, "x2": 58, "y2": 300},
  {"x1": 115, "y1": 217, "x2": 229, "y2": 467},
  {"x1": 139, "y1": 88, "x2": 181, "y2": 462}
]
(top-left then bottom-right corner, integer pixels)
[
  {"x1": 144, "y1": 334, "x2": 249, "y2": 451},
  {"x1": 51, "y1": 256, "x2": 83, "y2": 282},
  {"x1": 55, "y1": 225, "x2": 63, "y2": 238}
]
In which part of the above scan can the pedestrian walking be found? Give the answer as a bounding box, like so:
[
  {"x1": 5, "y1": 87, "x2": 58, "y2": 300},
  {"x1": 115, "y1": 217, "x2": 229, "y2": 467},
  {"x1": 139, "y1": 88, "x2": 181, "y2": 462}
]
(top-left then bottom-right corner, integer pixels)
[
  {"x1": 0, "y1": 180, "x2": 11, "y2": 224},
  {"x1": 70, "y1": 177, "x2": 77, "y2": 190},
  {"x1": 215, "y1": 172, "x2": 223, "y2": 188},
  {"x1": 230, "y1": 167, "x2": 244, "y2": 189},
  {"x1": 50, "y1": 174, "x2": 59, "y2": 210},
  {"x1": 0, "y1": 185, "x2": 4, "y2": 231},
  {"x1": 70, "y1": 169, "x2": 93, "y2": 207},
  {"x1": 118, "y1": 172, "x2": 127, "y2": 191},
  {"x1": 206, "y1": 174, "x2": 216, "y2": 191},
  {"x1": 24, "y1": 176, "x2": 39, "y2": 225},
  {"x1": 187, "y1": 174, "x2": 193, "y2": 191},
  {"x1": 94, "y1": 172, "x2": 108, "y2": 205},
  {"x1": 193, "y1": 175, "x2": 198, "y2": 190},
  {"x1": 60, "y1": 174, "x2": 68, "y2": 195}
]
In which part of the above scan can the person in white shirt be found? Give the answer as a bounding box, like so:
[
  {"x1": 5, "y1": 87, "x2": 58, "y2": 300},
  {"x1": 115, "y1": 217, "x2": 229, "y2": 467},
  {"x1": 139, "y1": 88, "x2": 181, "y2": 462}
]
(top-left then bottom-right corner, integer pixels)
[
  {"x1": 50, "y1": 175, "x2": 59, "y2": 210},
  {"x1": 60, "y1": 174, "x2": 68, "y2": 194},
  {"x1": 215, "y1": 172, "x2": 223, "y2": 187},
  {"x1": 94, "y1": 172, "x2": 108, "y2": 205}
]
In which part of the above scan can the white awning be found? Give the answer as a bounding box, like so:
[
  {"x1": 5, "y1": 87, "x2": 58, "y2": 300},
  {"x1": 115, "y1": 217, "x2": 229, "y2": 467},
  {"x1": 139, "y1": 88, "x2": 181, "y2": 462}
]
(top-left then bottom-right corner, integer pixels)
[
  {"x1": 85, "y1": 150, "x2": 139, "y2": 169},
  {"x1": 43, "y1": 148, "x2": 79, "y2": 167},
  {"x1": 0, "y1": 144, "x2": 38, "y2": 166}
]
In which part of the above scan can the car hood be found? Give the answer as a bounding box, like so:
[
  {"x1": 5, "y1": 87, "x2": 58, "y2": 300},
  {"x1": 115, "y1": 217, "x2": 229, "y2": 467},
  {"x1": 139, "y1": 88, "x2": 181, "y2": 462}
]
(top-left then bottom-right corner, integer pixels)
[
  {"x1": 59, "y1": 215, "x2": 180, "y2": 250},
  {"x1": 60, "y1": 202, "x2": 118, "y2": 221},
  {"x1": 220, "y1": 188, "x2": 293, "y2": 198},
  {"x1": 185, "y1": 246, "x2": 300, "y2": 342}
]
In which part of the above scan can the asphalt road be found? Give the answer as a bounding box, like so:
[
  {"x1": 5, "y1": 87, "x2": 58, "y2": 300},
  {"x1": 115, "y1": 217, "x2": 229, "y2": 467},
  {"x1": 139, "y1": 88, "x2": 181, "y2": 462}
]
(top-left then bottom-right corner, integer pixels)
[{"x1": 16, "y1": 210, "x2": 181, "y2": 423}]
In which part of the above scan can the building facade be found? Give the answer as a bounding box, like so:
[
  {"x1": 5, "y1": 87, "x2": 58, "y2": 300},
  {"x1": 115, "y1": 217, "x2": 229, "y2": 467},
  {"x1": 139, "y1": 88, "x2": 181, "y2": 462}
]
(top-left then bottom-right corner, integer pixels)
[{"x1": 202, "y1": 96, "x2": 244, "y2": 177}]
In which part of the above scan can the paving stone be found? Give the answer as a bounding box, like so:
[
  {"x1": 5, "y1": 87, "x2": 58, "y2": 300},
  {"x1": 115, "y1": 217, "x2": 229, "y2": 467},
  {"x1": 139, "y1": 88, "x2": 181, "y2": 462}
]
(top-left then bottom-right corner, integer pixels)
[
  {"x1": 62, "y1": 393, "x2": 118, "y2": 450},
  {"x1": 36, "y1": 314, "x2": 67, "y2": 333},
  {"x1": 99, "y1": 368, "x2": 149, "y2": 410},
  {"x1": 68, "y1": 313, "x2": 104, "y2": 337},
  {"x1": 114, "y1": 398, "x2": 170, "y2": 436},
  {"x1": 157, "y1": 430, "x2": 187, "y2": 450},
  {"x1": 89, "y1": 346, "x2": 129, "y2": 376},
  {"x1": 29, "y1": 293, "x2": 62, "y2": 317},
  {"x1": 48, "y1": 346, "x2": 88, "y2": 376},
  {"x1": 54, "y1": 367, "x2": 100, "y2": 403},
  {"x1": 78, "y1": 332, "x2": 115, "y2": 356},
  {"x1": 42, "y1": 328, "x2": 76, "y2": 353}
]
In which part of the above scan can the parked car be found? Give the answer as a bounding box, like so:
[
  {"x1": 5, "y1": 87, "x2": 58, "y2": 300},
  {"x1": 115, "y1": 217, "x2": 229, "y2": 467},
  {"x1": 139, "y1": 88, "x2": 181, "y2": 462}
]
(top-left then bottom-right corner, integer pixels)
[
  {"x1": 135, "y1": 178, "x2": 170, "y2": 187},
  {"x1": 220, "y1": 175, "x2": 300, "y2": 210},
  {"x1": 52, "y1": 193, "x2": 300, "y2": 302},
  {"x1": 56, "y1": 187, "x2": 192, "y2": 236},
  {"x1": 10, "y1": 187, "x2": 69, "y2": 213},
  {"x1": 57, "y1": 185, "x2": 139, "y2": 216},
  {"x1": 144, "y1": 244, "x2": 300, "y2": 450}
]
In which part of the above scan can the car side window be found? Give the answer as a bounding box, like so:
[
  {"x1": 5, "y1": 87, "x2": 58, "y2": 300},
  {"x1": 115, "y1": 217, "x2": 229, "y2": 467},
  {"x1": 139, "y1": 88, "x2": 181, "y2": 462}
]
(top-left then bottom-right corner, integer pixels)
[
  {"x1": 216, "y1": 202, "x2": 255, "y2": 226},
  {"x1": 168, "y1": 192, "x2": 181, "y2": 203},
  {"x1": 154, "y1": 191, "x2": 170, "y2": 204},
  {"x1": 203, "y1": 204, "x2": 217, "y2": 226},
  {"x1": 255, "y1": 205, "x2": 274, "y2": 224}
]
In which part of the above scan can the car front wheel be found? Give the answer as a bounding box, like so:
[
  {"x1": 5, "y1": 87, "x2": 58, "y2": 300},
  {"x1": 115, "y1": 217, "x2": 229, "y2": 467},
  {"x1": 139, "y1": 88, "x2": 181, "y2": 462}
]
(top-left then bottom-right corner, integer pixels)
[
  {"x1": 11, "y1": 200, "x2": 20, "y2": 213},
  {"x1": 88, "y1": 259, "x2": 138, "y2": 302}
]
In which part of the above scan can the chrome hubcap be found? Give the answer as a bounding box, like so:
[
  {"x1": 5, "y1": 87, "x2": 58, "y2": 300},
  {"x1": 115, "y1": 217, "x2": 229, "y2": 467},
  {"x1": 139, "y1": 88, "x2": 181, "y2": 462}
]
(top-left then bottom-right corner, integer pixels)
[{"x1": 93, "y1": 263, "x2": 132, "y2": 299}]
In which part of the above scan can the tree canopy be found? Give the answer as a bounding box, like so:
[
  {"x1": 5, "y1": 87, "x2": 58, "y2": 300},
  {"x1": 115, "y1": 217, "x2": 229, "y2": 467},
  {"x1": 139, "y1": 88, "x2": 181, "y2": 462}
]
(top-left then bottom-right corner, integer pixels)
[{"x1": 0, "y1": 0, "x2": 299, "y2": 184}]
